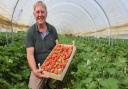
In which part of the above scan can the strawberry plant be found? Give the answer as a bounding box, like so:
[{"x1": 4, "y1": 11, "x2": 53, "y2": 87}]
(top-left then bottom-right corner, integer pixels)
[{"x1": 0, "y1": 33, "x2": 128, "y2": 89}]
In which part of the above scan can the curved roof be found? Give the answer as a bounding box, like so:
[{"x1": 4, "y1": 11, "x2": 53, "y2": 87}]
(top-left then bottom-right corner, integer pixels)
[{"x1": 0, "y1": 0, "x2": 128, "y2": 37}]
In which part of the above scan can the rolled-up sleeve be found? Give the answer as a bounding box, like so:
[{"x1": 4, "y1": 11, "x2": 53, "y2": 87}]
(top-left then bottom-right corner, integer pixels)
[{"x1": 26, "y1": 28, "x2": 34, "y2": 48}]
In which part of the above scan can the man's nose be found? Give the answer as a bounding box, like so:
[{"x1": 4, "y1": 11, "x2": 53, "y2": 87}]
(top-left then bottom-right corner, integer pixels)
[{"x1": 38, "y1": 12, "x2": 43, "y2": 16}]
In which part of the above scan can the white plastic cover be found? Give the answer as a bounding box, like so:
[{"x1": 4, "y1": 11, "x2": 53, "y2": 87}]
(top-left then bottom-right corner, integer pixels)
[{"x1": 0, "y1": 0, "x2": 128, "y2": 37}]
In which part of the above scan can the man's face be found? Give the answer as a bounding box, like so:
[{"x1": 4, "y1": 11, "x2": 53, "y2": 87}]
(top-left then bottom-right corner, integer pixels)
[{"x1": 33, "y1": 5, "x2": 47, "y2": 25}]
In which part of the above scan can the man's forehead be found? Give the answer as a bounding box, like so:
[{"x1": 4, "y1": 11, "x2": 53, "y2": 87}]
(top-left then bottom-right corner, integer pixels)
[{"x1": 34, "y1": 5, "x2": 46, "y2": 11}]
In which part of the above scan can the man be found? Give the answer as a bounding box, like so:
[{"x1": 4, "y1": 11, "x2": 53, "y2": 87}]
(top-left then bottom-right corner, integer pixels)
[{"x1": 26, "y1": 1, "x2": 58, "y2": 89}]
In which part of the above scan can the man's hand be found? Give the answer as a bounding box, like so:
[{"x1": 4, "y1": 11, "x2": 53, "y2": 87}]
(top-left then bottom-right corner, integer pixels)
[
  {"x1": 32, "y1": 68, "x2": 49, "y2": 79},
  {"x1": 33, "y1": 68, "x2": 43, "y2": 79}
]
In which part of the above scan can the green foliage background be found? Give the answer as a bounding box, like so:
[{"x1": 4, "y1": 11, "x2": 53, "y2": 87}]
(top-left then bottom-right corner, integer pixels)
[{"x1": 0, "y1": 32, "x2": 128, "y2": 89}]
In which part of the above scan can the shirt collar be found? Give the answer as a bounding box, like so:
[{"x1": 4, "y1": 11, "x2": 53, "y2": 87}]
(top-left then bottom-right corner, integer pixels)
[{"x1": 35, "y1": 22, "x2": 52, "y2": 32}]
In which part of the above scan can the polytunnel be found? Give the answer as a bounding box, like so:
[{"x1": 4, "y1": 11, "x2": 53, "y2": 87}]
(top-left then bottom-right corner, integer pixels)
[
  {"x1": 0, "y1": 0, "x2": 128, "y2": 38},
  {"x1": 0, "y1": 0, "x2": 128, "y2": 89}
]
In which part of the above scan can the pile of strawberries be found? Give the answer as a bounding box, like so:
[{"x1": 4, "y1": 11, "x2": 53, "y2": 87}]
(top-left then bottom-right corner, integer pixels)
[{"x1": 41, "y1": 44, "x2": 73, "y2": 74}]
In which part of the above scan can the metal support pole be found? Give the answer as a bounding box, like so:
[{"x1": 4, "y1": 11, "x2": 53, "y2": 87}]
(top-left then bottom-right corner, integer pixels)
[
  {"x1": 94, "y1": 0, "x2": 112, "y2": 46},
  {"x1": 11, "y1": 0, "x2": 20, "y2": 44}
]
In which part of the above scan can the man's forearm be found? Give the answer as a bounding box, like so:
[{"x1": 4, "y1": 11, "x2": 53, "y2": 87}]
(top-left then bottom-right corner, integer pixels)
[
  {"x1": 26, "y1": 48, "x2": 37, "y2": 72},
  {"x1": 27, "y1": 54, "x2": 37, "y2": 72}
]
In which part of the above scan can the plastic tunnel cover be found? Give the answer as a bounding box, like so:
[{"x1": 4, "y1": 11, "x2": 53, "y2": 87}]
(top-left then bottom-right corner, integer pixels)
[{"x1": 0, "y1": 0, "x2": 128, "y2": 38}]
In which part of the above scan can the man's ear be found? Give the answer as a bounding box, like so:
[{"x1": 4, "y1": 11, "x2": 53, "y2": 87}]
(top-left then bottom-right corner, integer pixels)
[
  {"x1": 33, "y1": 12, "x2": 35, "y2": 16},
  {"x1": 46, "y1": 11, "x2": 48, "y2": 17}
]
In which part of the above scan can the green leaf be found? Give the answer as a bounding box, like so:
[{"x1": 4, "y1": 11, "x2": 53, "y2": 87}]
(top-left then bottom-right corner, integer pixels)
[
  {"x1": 99, "y1": 78, "x2": 119, "y2": 89},
  {"x1": 0, "y1": 79, "x2": 10, "y2": 89}
]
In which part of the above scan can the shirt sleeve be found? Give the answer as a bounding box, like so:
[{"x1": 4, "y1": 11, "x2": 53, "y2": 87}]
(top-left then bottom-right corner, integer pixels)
[{"x1": 25, "y1": 28, "x2": 34, "y2": 48}]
